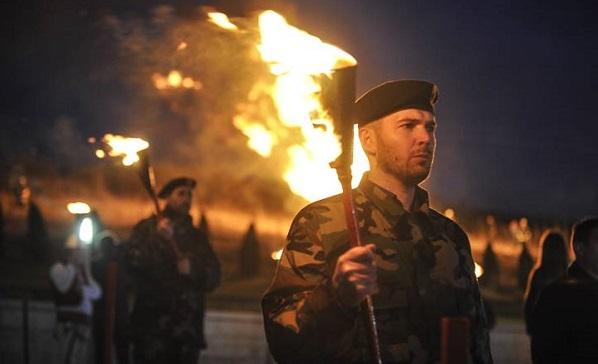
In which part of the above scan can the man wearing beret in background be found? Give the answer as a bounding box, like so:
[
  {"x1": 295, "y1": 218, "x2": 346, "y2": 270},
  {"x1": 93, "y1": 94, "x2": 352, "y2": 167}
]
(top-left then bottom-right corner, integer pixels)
[
  {"x1": 263, "y1": 80, "x2": 493, "y2": 363},
  {"x1": 126, "y1": 177, "x2": 221, "y2": 364}
]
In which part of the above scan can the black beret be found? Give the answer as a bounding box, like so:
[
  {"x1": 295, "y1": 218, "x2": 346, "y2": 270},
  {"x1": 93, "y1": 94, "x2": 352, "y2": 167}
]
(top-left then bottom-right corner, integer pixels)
[
  {"x1": 158, "y1": 177, "x2": 196, "y2": 198},
  {"x1": 355, "y1": 80, "x2": 439, "y2": 126}
]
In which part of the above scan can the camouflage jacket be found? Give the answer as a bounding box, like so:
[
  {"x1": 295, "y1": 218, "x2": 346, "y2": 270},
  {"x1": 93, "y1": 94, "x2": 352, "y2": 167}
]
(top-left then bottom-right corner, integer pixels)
[
  {"x1": 126, "y1": 207, "x2": 221, "y2": 349},
  {"x1": 262, "y1": 174, "x2": 492, "y2": 364}
]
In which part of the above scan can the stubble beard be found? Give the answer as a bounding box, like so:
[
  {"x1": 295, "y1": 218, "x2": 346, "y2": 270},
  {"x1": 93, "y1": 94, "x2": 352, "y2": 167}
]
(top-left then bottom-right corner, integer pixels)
[{"x1": 377, "y1": 141, "x2": 433, "y2": 187}]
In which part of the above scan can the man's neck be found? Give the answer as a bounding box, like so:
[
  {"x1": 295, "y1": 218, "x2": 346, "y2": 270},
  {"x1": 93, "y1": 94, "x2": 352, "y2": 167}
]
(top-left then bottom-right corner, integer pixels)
[{"x1": 368, "y1": 169, "x2": 415, "y2": 211}]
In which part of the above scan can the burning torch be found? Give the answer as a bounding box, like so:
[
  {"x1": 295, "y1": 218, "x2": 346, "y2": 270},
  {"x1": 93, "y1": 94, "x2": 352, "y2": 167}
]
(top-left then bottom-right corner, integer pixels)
[
  {"x1": 325, "y1": 66, "x2": 382, "y2": 364},
  {"x1": 92, "y1": 134, "x2": 182, "y2": 259}
]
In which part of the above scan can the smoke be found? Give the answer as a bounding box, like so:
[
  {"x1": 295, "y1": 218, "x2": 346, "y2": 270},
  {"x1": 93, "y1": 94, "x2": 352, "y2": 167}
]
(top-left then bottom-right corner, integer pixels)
[{"x1": 98, "y1": 5, "x2": 310, "y2": 213}]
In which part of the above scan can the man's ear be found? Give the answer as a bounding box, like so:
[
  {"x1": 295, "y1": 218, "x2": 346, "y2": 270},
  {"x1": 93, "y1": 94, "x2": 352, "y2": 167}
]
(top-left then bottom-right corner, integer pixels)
[{"x1": 359, "y1": 125, "x2": 377, "y2": 156}]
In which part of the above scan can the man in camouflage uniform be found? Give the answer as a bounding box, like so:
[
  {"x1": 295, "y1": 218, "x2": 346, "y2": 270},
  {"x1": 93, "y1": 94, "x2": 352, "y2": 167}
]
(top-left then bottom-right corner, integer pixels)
[
  {"x1": 262, "y1": 80, "x2": 492, "y2": 363},
  {"x1": 127, "y1": 177, "x2": 221, "y2": 364}
]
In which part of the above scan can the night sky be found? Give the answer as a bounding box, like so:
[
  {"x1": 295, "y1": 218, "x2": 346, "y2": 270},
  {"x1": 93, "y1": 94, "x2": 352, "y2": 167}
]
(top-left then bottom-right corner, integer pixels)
[{"x1": 1, "y1": 0, "x2": 597, "y2": 220}]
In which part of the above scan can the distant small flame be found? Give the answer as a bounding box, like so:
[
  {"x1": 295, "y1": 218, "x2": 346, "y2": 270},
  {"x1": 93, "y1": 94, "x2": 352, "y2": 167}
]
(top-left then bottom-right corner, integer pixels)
[
  {"x1": 207, "y1": 12, "x2": 238, "y2": 31},
  {"x1": 271, "y1": 248, "x2": 283, "y2": 261},
  {"x1": 168, "y1": 70, "x2": 182, "y2": 86},
  {"x1": 509, "y1": 217, "x2": 532, "y2": 242},
  {"x1": 475, "y1": 262, "x2": 484, "y2": 278},
  {"x1": 444, "y1": 208, "x2": 456, "y2": 220},
  {"x1": 152, "y1": 70, "x2": 202, "y2": 90},
  {"x1": 177, "y1": 42, "x2": 187, "y2": 51},
  {"x1": 100, "y1": 134, "x2": 149, "y2": 166},
  {"x1": 67, "y1": 202, "x2": 91, "y2": 215},
  {"x1": 95, "y1": 149, "x2": 106, "y2": 159}
]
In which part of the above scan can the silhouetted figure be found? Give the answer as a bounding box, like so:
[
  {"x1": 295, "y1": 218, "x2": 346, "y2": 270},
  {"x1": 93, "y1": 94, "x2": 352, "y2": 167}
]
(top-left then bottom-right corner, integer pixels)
[
  {"x1": 480, "y1": 241, "x2": 500, "y2": 290},
  {"x1": 523, "y1": 230, "x2": 568, "y2": 334},
  {"x1": 531, "y1": 217, "x2": 598, "y2": 362},
  {"x1": 1, "y1": 176, "x2": 48, "y2": 260},
  {"x1": 90, "y1": 211, "x2": 130, "y2": 364},
  {"x1": 239, "y1": 223, "x2": 260, "y2": 277},
  {"x1": 517, "y1": 242, "x2": 534, "y2": 292}
]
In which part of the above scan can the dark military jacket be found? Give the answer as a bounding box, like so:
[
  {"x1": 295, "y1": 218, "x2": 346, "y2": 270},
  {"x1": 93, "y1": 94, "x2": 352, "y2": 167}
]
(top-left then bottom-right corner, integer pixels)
[
  {"x1": 530, "y1": 262, "x2": 598, "y2": 363},
  {"x1": 126, "y1": 207, "x2": 221, "y2": 350},
  {"x1": 262, "y1": 174, "x2": 492, "y2": 364}
]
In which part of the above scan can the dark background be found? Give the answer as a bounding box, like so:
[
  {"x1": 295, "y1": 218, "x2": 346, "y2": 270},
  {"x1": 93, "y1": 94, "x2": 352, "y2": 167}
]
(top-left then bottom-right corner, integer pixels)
[{"x1": 1, "y1": 0, "x2": 597, "y2": 219}]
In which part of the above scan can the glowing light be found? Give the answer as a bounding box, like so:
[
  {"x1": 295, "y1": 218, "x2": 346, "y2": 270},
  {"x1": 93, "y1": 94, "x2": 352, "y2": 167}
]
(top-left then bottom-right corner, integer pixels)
[
  {"x1": 177, "y1": 42, "x2": 187, "y2": 50},
  {"x1": 67, "y1": 202, "x2": 91, "y2": 215},
  {"x1": 271, "y1": 248, "x2": 283, "y2": 261},
  {"x1": 509, "y1": 217, "x2": 532, "y2": 242},
  {"x1": 207, "y1": 12, "x2": 238, "y2": 31},
  {"x1": 152, "y1": 70, "x2": 202, "y2": 90},
  {"x1": 232, "y1": 10, "x2": 366, "y2": 202},
  {"x1": 95, "y1": 149, "x2": 106, "y2": 159},
  {"x1": 475, "y1": 262, "x2": 484, "y2": 278},
  {"x1": 444, "y1": 208, "x2": 456, "y2": 220},
  {"x1": 182, "y1": 77, "x2": 196, "y2": 89},
  {"x1": 78, "y1": 217, "x2": 94, "y2": 245},
  {"x1": 100, "y1": 134, "x2": 149, "y2": 166},
  {"x1": 167, "y1": 70, "x2": 182, "y2": 87}
]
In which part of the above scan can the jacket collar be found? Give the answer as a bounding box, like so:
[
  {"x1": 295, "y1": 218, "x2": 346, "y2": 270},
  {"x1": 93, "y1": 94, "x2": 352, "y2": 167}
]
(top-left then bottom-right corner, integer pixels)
[{"x1": 357, "y1": 172, "x2": 430, "y2": 219}]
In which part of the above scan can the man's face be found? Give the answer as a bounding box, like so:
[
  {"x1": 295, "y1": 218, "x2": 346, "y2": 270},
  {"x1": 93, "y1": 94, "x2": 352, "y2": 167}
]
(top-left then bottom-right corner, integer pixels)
[
  {"x1": 360, "y1": 108, "x2": 436, "y2": 186},
  {"x1": 166, "y1": 186, "x2": 193, "y2": 214}
]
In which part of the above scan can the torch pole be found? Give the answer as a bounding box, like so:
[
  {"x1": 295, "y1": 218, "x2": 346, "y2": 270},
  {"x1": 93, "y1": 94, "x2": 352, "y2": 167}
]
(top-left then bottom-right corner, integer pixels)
[
  {"x1": 326, "y1": 65, "x2": 382, "y2": 364},
  {"x1": 335, "y1": 167, "x2": 383, "y2": 364},
  {"x1": 137, "y1": 150, "x2": 183, "y2": 259}
]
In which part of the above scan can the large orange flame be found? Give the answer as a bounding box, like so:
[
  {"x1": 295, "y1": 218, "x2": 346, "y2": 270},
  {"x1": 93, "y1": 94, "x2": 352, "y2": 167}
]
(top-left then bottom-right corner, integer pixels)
[{"x1": 232, "y1": 10, "x2": 368, "y2": 202}]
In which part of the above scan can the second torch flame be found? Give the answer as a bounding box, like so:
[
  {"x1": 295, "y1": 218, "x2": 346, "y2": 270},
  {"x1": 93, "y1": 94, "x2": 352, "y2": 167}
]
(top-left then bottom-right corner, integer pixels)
[{"x1": 95, "y1": 134, "x2": 150, "y2": 167}]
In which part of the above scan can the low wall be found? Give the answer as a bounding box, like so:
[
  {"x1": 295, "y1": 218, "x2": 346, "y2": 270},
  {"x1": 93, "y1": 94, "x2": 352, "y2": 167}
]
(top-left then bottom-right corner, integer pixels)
[
  {"x1": 0, "y1": 299, "x2": 272, "y2": 364},
  {"x1": 0, "y1": 299, "x2": 531, "y2": 364}
]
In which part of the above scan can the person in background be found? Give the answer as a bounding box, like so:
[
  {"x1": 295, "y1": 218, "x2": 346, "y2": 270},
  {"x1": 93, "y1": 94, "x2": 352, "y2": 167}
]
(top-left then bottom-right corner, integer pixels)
[
  {"x1": 531, "y1": 217, "x2": 598, "y2": 362},
  {"x1": 49, "y1": 233, "x2": 102, "y2": 364},
  {"x1": 480, "y1": 215, "x2": 500, "y2": 290},
  {"x1": 523, "y1": 230, "x2": 568, "y2": 334},
  {"x1": 90, "y1": 211, "x2": 130, "y2": 364},
  {"x1": 1, "y1": 175, "x2": 48, "y2": 260},
  {"x1": 127, "y1": 177, "x2": 221, "y2": 364},
  {"x1": 239, "y1": 222, "x2": 261, "y2": 277}
]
